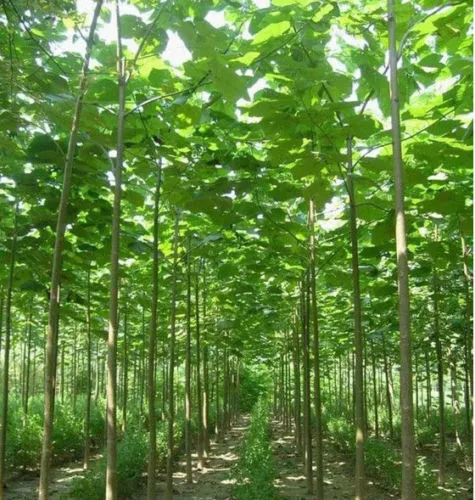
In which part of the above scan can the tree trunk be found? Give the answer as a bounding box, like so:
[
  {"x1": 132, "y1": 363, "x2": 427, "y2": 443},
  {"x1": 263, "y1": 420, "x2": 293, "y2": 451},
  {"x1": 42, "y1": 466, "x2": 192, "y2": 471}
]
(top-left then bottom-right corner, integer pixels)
[
  {"x1": 140, "y1": 307, "x2": 146, "y2": 416},
  {"x1": 72, "y1": 329, "x2": 77, "y2": 414},
  {"x1": 84, "y1": 264, "x2": 92, "y2": 470},
  {"x1": 460, "y1": 222, "x2": 472, "y2": 438},
  {"x1": 195, "y1": 260, "x2": 204, "y2": 469},
  {"x1": 122, "y1": 304, "x2": 128, "y2": 432},
  {"x1": 425, "y1": 349, "x2": 431, "y2": 419},
  {"x1": 166, "y1": 213, "x2": 180, "y2": 500},
  {"x1": 39, "y1": 3, "x2": 103, "y2": 497},
  {"x1": 388, "y1": 1, "x2": 416, "y2": 496},
  {"x1": 450, "y1": 359, "x2": 462, "y2": 449},
  {"x1": 292, "y1": 316, "x2": 302, "y2": 457},
  {"x1": 383, "y1": 339, "x2": 394, "y2": 440},
  {"x1": 433, "y1": 273, "x2": 445, "y2": 485},
  {"x1": 202, "y1": 263, "x2": 210, "y2": 456},
  {"x1": 0, "y1": 205, "x2": 18, "y2": 499},
  {"x1": 215, "y1": 348, "x2": 222, "y2": 443},
  {"x1": 105, "y1": 3, "x2": 126, "y2": 497},
  {"x1": 147, "y1": 160, "x2": 162, "y2": 499},
  {"x1": 414, "y1": 354, "x2": 419, "y2": 424},
  {"x1": 185, "y1": 236, "x2": 193, "y2": 484},
  {"x1": 371, "y1": 340, "x2": 379, "y2": 439},
  {"x1": 301, "y1": 277, "x2": 313, "y2": 494},
  {"x1": 0, "y1": 293, "x2": 4, "y2": 358},
  {"x1": 24, "y1": 301, "x2": 33, "y2": 417},
  {"x1": 347, "y1": 136, "x2": 365, "y2": 499},
  {"x1": 309, "y1": 198, "x2": 323, "y2": 498}
]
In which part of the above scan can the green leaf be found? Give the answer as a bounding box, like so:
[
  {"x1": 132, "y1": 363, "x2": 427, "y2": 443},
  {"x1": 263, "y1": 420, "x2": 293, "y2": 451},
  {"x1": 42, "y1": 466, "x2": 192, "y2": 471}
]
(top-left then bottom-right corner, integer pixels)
[
  {"x1": 26, "y1": 134, "x2": 66, "y2": 163},
  {"x1": 209, "y1": 61, "x2": 247, "y2": 102},
  {"x1": 120, "y1": 14, "x2": 146, "y2": 39},
  {"x1": 252, "y1": 21, "x2": 291, "y2": 45},
  {"x1": 312, "y1": 4, "x2": 334, "y2": 23}
]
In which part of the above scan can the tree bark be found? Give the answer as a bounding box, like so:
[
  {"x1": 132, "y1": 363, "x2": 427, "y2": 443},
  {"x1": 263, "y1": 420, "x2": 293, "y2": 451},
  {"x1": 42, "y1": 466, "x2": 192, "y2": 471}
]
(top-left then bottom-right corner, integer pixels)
[
  {"x1": 383, "y1": 339, "x2": 394, "y2": 440},
  {"x1": 292, "y1": 316, "x2": 302, "y2": 457},
  {"x1": 195, "y1": 260, "x2": 204, "y2": 469},
  {"x1": 347, "y1": 136, "x2": 365, "y2": 499},
  {"x1": 425, "y1": 349, "x2": 431, "y2": 419},
  {"x1": 309, "y1": 199, "x2": 323, "y2": 498},
  {"x1": 0, "y1": 205, "x2": 18, "y2": 499},
  {"x1": 301, "y1": 277, "x2": 313, "y2": 494},
  {"x1": 460, "y1": 222, "x2": 473, "y2": 438},
  {"x1": 185, "y1": 236, "x2": 193, "y2": 484},
  {"x1": 202, "y1": 262, "x2": 210, "y2": 456},
  {"x1": 24, "y1": 301, "x2": 33, "y2": 417},
  {"x1": 105, "y1": 3, "x2": 126, "y2": 497},
  {"x1": 0, "y1": 293, "x2": 4, "y2": 359},
  {"x1": 433, "y1": 273, "x2": 445, "y2": 485},
  {"x1": 39, "y1": 4, "x2": 103, "y2": 497},
  {"x1": 122, "y1": 303, "x2": 128, "y2": 432},
  {"x1": 147, "y1": 160, "x2": 162, "y2": 499},
  {"x1": 388, "y1": 1, "x2": 416, "y2": 496},
  {"x1": 166, "y1": 212, "x2": 180, "y2": 500},
  {"x1": 371, "y1": 340, "x2": 379, "y2": 439},
  {"x1": 84, "y1": 264, "x2": 92, "y2": 470}
]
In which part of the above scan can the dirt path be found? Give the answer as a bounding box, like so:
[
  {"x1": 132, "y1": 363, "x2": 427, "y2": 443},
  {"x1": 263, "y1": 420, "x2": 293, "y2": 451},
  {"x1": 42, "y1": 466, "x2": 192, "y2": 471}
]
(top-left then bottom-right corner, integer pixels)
[
  {"x1": 272, "y1": 420, "x2": 392, "y2": 499},
  {"x1": 4, "y1": 460, "x2": 90, "y2": 499},
  {"x1": 154, "y1": 415, "x2": 249, "y2": 499}
]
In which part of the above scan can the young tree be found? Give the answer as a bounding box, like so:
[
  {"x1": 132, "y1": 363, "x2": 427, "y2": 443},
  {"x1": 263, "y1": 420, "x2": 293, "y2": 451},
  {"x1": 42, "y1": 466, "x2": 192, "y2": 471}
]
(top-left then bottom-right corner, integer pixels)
[
  {"x1": 39, "y1": 4, "x2": 103, "y2": 498},
  {"x1": 388, "y1": 0, "x2": 416, "y2": 496}
]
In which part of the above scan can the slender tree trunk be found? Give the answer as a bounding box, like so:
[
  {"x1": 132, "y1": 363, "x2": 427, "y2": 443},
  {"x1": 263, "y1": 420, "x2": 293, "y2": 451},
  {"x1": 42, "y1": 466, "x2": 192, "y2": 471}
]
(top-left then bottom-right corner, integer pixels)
[
  {"x1": 202, "y1": 263, "x2": 210, "y2": 456},
  {"x1": 460, "y1": 222, "x2": 473, "y2": 438},
  {"x1": 388, "y1": 2, "x2": 416, "y2": 496},
  {"x1": 84, "y1": 264, "x2": 92, "y2": 470},
  {"x1": 433, "y1": 273, "x2": 445, "y2": 485},
  {"x1": 223, "y1": 342, "x2": 230, "y2": 432},
  {"x1": 32, "y1": 347, "x2": 37, "y2": 400},
  {"x1": 122, "y1": 304, "x2": 128, "y2": 432},
  {"x1": 166, "y1": 213, "x2": 180, "y2": 500},
  {"x1": 21, "y1": 332, "x2": 26, "y2": 412},
  {"x1": 425, "y1": 350, "x2": 431, "y2": 419},
  {"x1": 72, "y1": 329, "x2": 77, "y2": 414},
  {"x1": 140, "y1": 307, "x2": 146, "y2": 416},
  {"x1": 215, "y1": 349, "x2": 221, "y2": 442},
  {"x1": 309, "y1": 199, "x2": 323, "y2": 498},
  {"x1": 147, "y1": 160, "x2": 162, "y2": 499},
  {"x1": 278, "y1": 352, "x2": 284, "y2": 422},
  {"x1": 185, "y1": 236, "x2": 193, "y2": 484},
  {"x1": 292, "y1": 317, "x2": 302, "y2": 457},
  {"x1": 301, "y1": 278, "x2": 313, "y2": 494},
  {"x1": 39, "y1": 4, "x2": 103, "y2": 497},
  {"x1": 105, "y1": 3, "x2": 126, "y2": 497},
  {"x1": 450, "y1": 359, "x2": 462, "y2": 449},
  {"x1": 338, "y1": 356, "x2": 343, "y2": 411},
  {"x1": 24, "y1": 302, "x2": 33, "y2": 417},
  {"x1": 0, "y1": 206, "x2": 18, "y2": 498},
  {"x1": 347, "y1": 136, "x2": 365, "y2": 499},
  {"x1": 195, "y1": 260, "x2": 204, "y2": 469},
  {"x1": 383, "y1": 339, "x2": 394, "y2": 440},
  {"x1": 0, "y1": 293, "x2": 4, "y2": 359},
  {"x1": 414, "y1": 355, "x2": 419, "y2": 424},
  {"x1": 371, "y1": 340, "x2": 379, "y2": 439},
  {"x1": 347, "y1": 353, "x2": 351, "y2": 417}
]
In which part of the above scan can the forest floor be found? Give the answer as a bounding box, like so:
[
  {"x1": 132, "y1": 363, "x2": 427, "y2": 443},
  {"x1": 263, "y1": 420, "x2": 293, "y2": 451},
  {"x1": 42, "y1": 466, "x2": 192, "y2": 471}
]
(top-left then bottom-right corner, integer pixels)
[
  {"x1": 153, "y1": 415, "x2": 250, "y2": 499},
  {"x1": 271, "y1": 420, "x2": 391, "y2": 499},
  {"x1": 3, "y1": 417, "x2": 471, "y2": 499},
  {"x1": 3, "y1": 458, "x2": 98, "y2": 499}
]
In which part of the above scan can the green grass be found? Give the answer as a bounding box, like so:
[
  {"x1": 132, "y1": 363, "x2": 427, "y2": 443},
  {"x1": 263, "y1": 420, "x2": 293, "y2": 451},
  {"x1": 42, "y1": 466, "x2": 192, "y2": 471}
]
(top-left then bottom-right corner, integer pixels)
[{"x1": 232, "y1": 398, "x2": 276, "y2": 500}]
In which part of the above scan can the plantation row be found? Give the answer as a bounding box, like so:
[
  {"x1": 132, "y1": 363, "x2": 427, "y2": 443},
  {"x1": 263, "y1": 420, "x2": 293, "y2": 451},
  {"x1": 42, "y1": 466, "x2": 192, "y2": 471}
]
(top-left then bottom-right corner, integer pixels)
[{"x1": 0, "y1": 0, "x2": 472, "y2": 498}]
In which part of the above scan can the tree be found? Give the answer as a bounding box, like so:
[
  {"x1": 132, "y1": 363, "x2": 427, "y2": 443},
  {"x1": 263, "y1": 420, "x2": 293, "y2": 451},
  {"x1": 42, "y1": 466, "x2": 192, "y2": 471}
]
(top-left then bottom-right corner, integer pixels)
[
  {"x1": 388, "y1": 0, "x2": 416, "y2": 496},
  {"x1": 38, "y1": 4, "x2": 103, "y2": 497}
]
